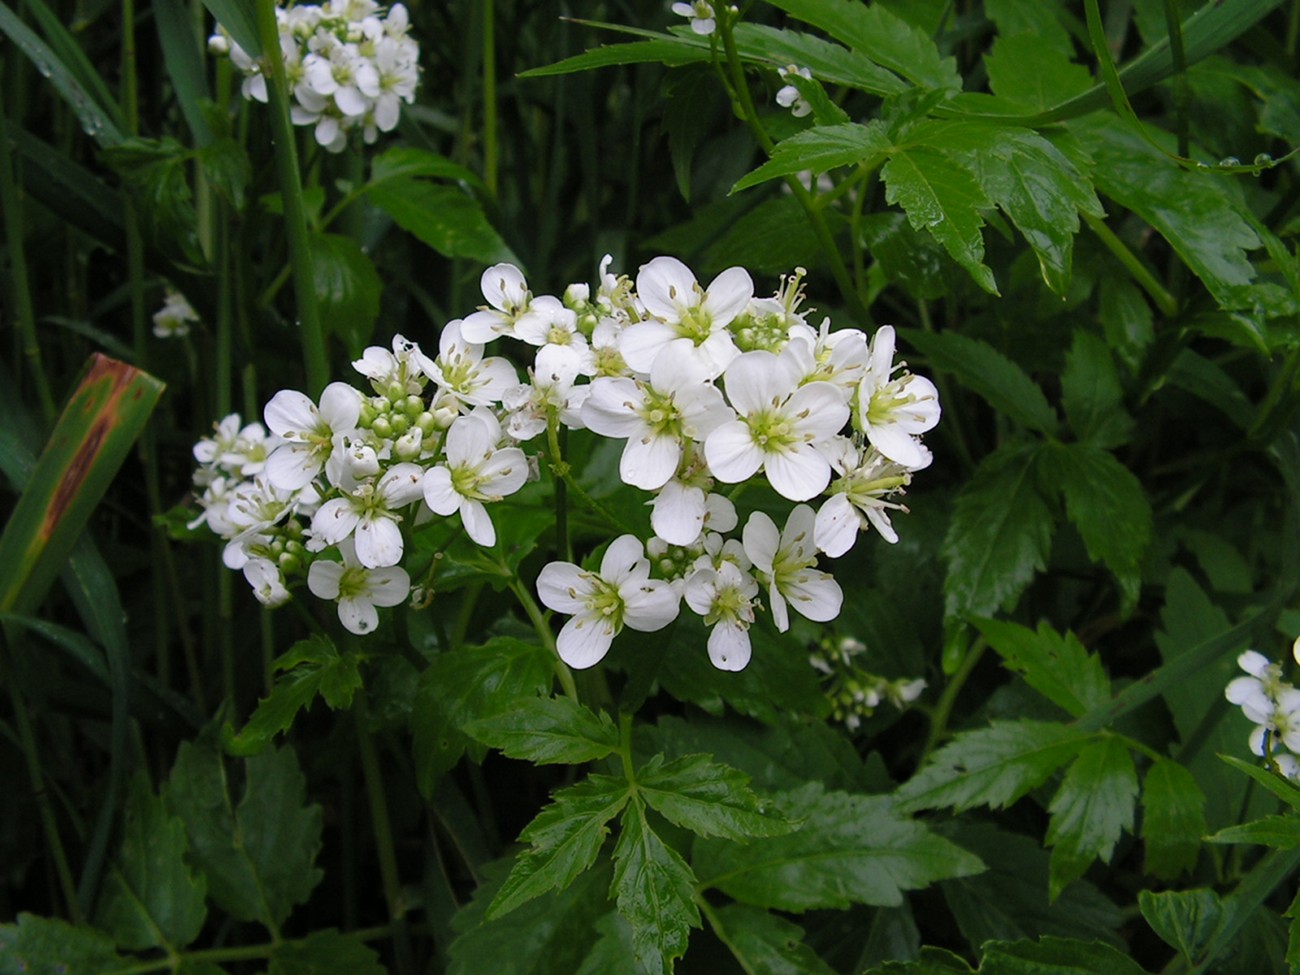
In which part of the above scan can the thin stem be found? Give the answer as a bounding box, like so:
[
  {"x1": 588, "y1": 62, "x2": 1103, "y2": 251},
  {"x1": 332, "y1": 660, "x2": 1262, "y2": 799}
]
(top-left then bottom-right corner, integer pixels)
[
  {"x1": 255, "y1": 0, "x2": 328, "y2": 395},
  {"x1": 918, "y1": 636, "x2": 987, "y2": 767},
  {"x1": 508, "y1": 576, "x2": 579, "y2": 702},
  {"x1": 546, "y1": 414, "x2": 572, "y2": 564},
  {"x1": 1082, "y1": 211, "x2": 1178, "y2": 317},
  {"x1": 618, "y1": 712, "x2": 636, "y2": 784},
  {"x1": 716, "y1": 15, "x2": 872, "y2": 326},
  {"x1": 1161, "y1": 0, "x2": 1191, "y2": 159},
  {"x1": 482, "y1": 0, "x2": 498, "y2": 197}
]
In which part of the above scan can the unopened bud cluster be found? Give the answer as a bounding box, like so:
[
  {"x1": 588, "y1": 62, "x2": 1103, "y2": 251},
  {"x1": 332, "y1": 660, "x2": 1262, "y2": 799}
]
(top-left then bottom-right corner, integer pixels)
[{"x1": 811, "y1": 636, "x2": 926, "y2": 731}]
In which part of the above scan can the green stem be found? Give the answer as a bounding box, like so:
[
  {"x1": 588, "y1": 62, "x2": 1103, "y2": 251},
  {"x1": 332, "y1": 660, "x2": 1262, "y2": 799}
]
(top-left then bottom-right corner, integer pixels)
[
  {"x1": 114, "y1": 924, "x2": 403, "y2": 974},
  {"x1": 255, "y1": 0, "x2": 328, "y2": 395},
  {"x1": 508, "y1": 576, "x2": 579, "y2": 702},
  {"x1": 716, "y1": 15, "x2": 871, "y2": 326},
  {"x1": 482, "y1": 0, "x2": 498, "y2": 197},
  {"x1": 618, "y1": 711, "x2": 636, "y2": 784},
  {"x1": 1082, "y1": 211, "x2": 1178, "y2": 317},
  {"x1": 544, "y1": 414, "x2": 632, "y2": 536},
  {"x1": 1161, "y1": 0, "x2": 1191, "y2": 159},
  {"x1": 918, "y1": 636, "x2": 987, "y2": 766},
  {"x1": 546, "y1": 414, "x2": 572, "y2": 564},
  {"x1": 0, "y1": 60, "x2": 56, "y2": 423}
]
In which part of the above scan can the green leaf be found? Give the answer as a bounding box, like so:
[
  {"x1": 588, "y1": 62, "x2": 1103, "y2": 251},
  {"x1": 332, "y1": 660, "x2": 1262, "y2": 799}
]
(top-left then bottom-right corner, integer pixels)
[
  {"x1": 863, "y1": 947, "x2": 973, "y2": 974},
  {"x1": 197, "y1": 138, "x2": 252, "y2": 210},
  {"x1": 1060, "y1": 331, "x2": 1133, "y2": 449},
  {"x1": 1046, "y1": 737, "x2": 1139, "y2": 899},
  {"x1": 1099, "y1": 275, "x2": 1155, "y2": 368},
  {"x1": 763, "y1": 0, "x2": 960, "y2": 91},
  {"x1": 900, "y1": 330, "x2": 1057, "y2": 434},
  {"x1": 1167, "y1": 350, "x2": 1254, "y2": 429},
  {"x1": 450, "y1": 857, "x2": 612, "y2": 975},
  {"x1": 984, "y1": 34, "x2": 1092, "y2": 111},
  {"x1": 1042, "y1": 442, "x2": 1152, "y2": 611},
  {"x1": 0, "y1": 355, "x2": 164, "y2": 617},
  {"x1": 709, "y1": 904, "x2": 837, "y2": 975},
  {"x1": 95, "y1": 777, "x2": 207, "y2": 951},
  {"x1": 308, "y1": 231, "x2": 381, "y2": 358},
  {"x1": 896, "y1": 720, "x2": 1094, "y2": 813},
  {"x1": 1218, "y1": 754, "x2": 1300, "y2": 810},
  {"x1": 100, "y1": 137, "x2": 203, "y2": 264},
  {"x1": 200, "y1": 0, "x2": 259, "y2": 58},
  {"x1": 731, "y1": 121, "x2": 891, "y2": 193},
  {"x1": 489, "y1": 773, "x2": 629, "y2": 919},
  {"x1": 269, "y1": 929, "x2": 388, "y2": 975},
  {"x1": 366, "y1": 178, "x2": 519, "y2": 267},
  {"x1": 940, "y1": 443, "x2": 1054, "y2": 621},
  {"x1": 696, "y1": 783, "x2": 984, "y2": 911},
  {"x1": 984, "y1": 3, "x2": 1074, "y2": 54},
  {"x1": 882, "y1": 145, "x2": 997, "y2": 294},
  {"x1": 153, "y1": 0, "x2": 213, "y2": 145},
  {"x1": 224, "y1": 634, "x2": 362, "y2": 756},
  {"x1": 700, "y1": 195, "x2": 848, "y2": 276},
  {"x1": 636, "y1": 753, "x2": 794, "y2": 840},
  {"x1": 1141, "y1": 759, "x2": 1208, "y2": 879},
  {"x1": 411, "y1": 636, "x2": 554, "y2": 796},
  {"x1": 1139, "y1": 888, "x2": 1224, "y2": 963},
  {"x1": 165, "y1": 741, "x2": 322, "y2": 930},
  {"x1": 732, "y1": 21, "x2": 906, "y2": 95},
  {"x1": 973, "y1": 619, "x2": 1111, "y2": 718},
  {"x1": 1207, "y1": 815, "x2": 1300, "y2": 849},
  {"x1": 979, "y1": 937, "x2": 1151, "y2": 975},
  {"x1": 1072, "y1": 114, "x2": 1261, "y2": 310},
  {"x1": 370, "y1": 145, "x2": 487, "y2": 193},
  {"x1": 465, "y1": 696, "x2": 619, "y2": 765},
  {"x1": 611, "y1": 797, "x2": 700, "y2": 975},
  {"x1": 0, "y1": 914, "x2": 128, "y2": 974},
  {"x1": 576, "y1": 913, "x2": 639, "y2": 974}
]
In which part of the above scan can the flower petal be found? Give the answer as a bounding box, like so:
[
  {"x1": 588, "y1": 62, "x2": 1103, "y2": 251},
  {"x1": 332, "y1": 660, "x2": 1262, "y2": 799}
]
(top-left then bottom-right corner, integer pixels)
[{"x1": 556, "y1": 613, "x2": 616, "y2": 669}]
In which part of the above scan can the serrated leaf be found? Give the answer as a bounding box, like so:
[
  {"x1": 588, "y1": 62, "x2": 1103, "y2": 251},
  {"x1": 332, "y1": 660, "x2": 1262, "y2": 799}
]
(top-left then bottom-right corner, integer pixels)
[
  {"x1": 101, "y1": 136, "x2": 202, "y2": 264},
  {"x1": 411, "y1": 637, "x2": 554, "y2": 795},
  {"x1": 165, "y1": 741, "x2": 322, "y2": 930},
  {"x1": 1099, "y1": 275, "x2": 1155, "y2": 368},
  {"x1": 366, "y1": 178, "x2": 518, "y2": 266},
  {"x1": 576, "y1": 913, "x2": 639, "y2": 974},
  {"x1": 882, "y1": 145, "x2": 997, "y2": 294},
  {"x1": 490, "y1": 773, "x2": 629, "y2": 919},
  {"x1": 225, "y1": 634, "x2": 362, "y2": 755},
  {"x1": 1139, "y1": 888, "x2": 1224, "y2": 963},
  {"x1": 370, "y1": 145, "x2": 486, "y2": 192},
  {"x1": 450, "y1": 857, "x2": 611, "y2": 975},
  {"x1": 200, "y1": 0, "x2": 259, "y2": 58},
  {"x1": 1207, "y1": 815, "x2": 1300, "y2": 848},
  {"x1": 763, "y1": 0, "x2": 959, "y2": 91},
  {"x1": 0, "y1": 914, "x2": 128, "y2": 974},
  {"x1": 701, "y1": 195, "x2": 847, "y2": 275},
  {"x1": 197, "y1": 138, "x2": 251, "y2": 209},
  {"x1": 897, "y1": 720, "x2": 1094, "y2": 813},
  {"x1": 732, "y1": 121, "x2": 891, "y2": 193},
  {"x1": 1060, "y1": 331, "x2": 1133, "y2": 448},
  {"x1": 95, "y1": 777, "x2": 207, "y2": 951},
  {"x1": 940, "y1": 443, "x2": 1054, "y2": 620},
  {"x1": 1073, "y1": 114, "x2": 1261, "y2": 310},
  {"x1": 696, "y1": 783, "x2": 983, "y2": 911},
  {"x1": 466, "y1": 696, "x2": 619, "y2": 765},
  {"x1": 269, "y1": 929, "x2": 388, "y2": 975},
  {"x1": 975, "y1": 620, "x2": 1110, "y2": 718},
  {"x1": 1218, "y1": 754, "x2": 1300, "y2": 810},
  {"x1": 1046, "y1": 737, "x2": 1138, "y2": 899},
  {"x1": 309, "y1": 232, "x2": 381, "y2": 358},
  {"x1": 979, "y1": 937, "x2": 1150, "y2": 975},
  {"x1": 1042, "y1": 442, "x2": 1152, "y2": 611},
  {"x1": 985, "y1": 34, "x2": 1092, "y2": 111},
  {"x1": 710, "y1": 904, "x2": 837, "y2": 975},
  {"x1": 1142, "y1": 759, "x2": 1207, "y2": 879},
  {"x1": 636, "y1": 753, "x2": 793, "y2": 841},
  {"x1": 863, "y1": 947, "x2": 973, "y2": 974},
  {"x1": 901, "y1": 330, "x2": 1057, "y2": 434},
  {"x1": 612, "y1": 798, "x2": 700, "y2": 975}
]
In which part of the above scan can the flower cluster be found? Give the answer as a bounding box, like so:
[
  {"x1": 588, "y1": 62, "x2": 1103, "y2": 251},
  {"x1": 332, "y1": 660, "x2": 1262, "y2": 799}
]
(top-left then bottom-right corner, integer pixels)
[
  {"x1": 209, "y1": 0, "x2": 420, "y2": 152},
  {"x1": 153, "y1": 288, "x2": 199, "y2": 339},
  {"x1": 1226, "y1": 640, "x2": 1300, "y2": 779},
  {"x1": 192, "y1": 255, "x2": 940, "y2": 669},
  {"x1": 810, "y1": 636, "x2": 926, "y2": 731}
]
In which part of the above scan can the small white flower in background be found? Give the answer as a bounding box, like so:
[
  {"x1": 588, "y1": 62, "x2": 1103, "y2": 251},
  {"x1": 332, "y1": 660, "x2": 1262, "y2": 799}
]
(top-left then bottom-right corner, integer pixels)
[
  {"x1": 742, "y1": 505, "x2": 842, "y2": 632},
  {"x1": 537, "y1": 535, "x2": 680, "y2": 669},
  {"x1": 1226, "y1": 650, "x2": 1289, "y2": 714},
  {"x1": 308, "y1": 538, "x2": 411, "y2": 635},
  {"x1": 153, "y1": 288, "x2": 198, "y2": 338},
  {"x1": 855, "y1": 325, "x2": 941, "y2": 470},
  {"x1": 775, "y1": 65, "x2": 814, "y2": 118},
  {"x1": 1225, "y1": 647, "x2": 1300, "y2": 775},
  {"x1": 672, "y1": 0, "x2": 718, "y2": 35}
]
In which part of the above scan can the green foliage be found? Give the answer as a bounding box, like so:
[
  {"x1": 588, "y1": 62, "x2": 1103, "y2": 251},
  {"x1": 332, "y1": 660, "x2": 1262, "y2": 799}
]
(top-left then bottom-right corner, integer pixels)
[
  {"x1": 465, "y1": 696, "x2": 620, "y2": 765},
  {"x1": 1141, "y1": 759, "x2": 1208, "y2": 880},
  {"x1": 1045, "y1": 737, "x2": 1139, "y2": 898},
  {"x1": 974, "y1": 620, "x2": 1111, "y2": 718}
]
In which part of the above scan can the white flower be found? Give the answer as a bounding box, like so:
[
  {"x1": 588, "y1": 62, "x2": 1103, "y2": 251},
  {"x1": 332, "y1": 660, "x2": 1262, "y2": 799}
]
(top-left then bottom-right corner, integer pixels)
[
  {"x1": 582, "y1": 342, "x2": 733, "y2": 490},
  {"x1": 786, "y1": 319, "x2": 870, "y2": 391},
  {"x1": 263, "y1": 382, "x2": 362, "y2": 490},
  {"x1": 704, "y1": 350, "x2": 849, "y2": 501},
  {"x1": 352, "y1": 334, "x2": 434, "y2": 395},
  {"x1": 425, "y1": 319, "x2": 518, "y2": 409},
  {"x1": 672, "y1": 0, "x2": 717, "y2": 35},
  {"x1": 650, "y1": 478, "x2": 736, "y2": 546},
  {"x1": 775, "y1": 65, "x2": 813, "y2": 118},
  {"x1": 502, "y1": 345, "x2": 588, "y2": 441},
  {"x1": 461, "y1": 264, "x2": 568, "y2": 344},
  {"x1": 422, "y1": 412, "x2": 528, "y2": 546},
  {"x1": 308, "y1": 538, "x2": 410, "y2": 634},
  {"x1": 243, "y1": 556, "x2": 291, "y2": 607},
  {"x1": 620, "y1": 256, "x2": 753, "y2": 376},
  {"x1": 310, "y1": 462, "x2": 424, "y2": 567},
  {"x1": 683, "y1": 561, "x2": 759, "y2": 671},
  {"x1": 743, "y1": 505, "x2": 842, "y2": 632},
  {"x1": 153, "y1": 288, "x2": 199, "y2": 338},
  {"x1": 814, "y1": 439, "x2": 913, "y2": 556},
  {"x1": 855, "y1": 326, "x2": 940, "y2": 469},
  {"x1": 193, "y1": 414, "x2": 274, "y2": 477},
  {"x1": 536, "y1": 535, "x2": 680, "y2": 669}
]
